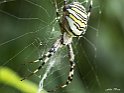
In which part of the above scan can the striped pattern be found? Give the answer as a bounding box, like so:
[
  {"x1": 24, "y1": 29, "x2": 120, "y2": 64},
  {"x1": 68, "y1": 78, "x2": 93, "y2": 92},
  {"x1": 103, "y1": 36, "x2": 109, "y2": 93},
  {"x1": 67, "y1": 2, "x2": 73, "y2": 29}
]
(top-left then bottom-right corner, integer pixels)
[{"x1": 63, "y1": 2, "x2": 88, "y2": 36}]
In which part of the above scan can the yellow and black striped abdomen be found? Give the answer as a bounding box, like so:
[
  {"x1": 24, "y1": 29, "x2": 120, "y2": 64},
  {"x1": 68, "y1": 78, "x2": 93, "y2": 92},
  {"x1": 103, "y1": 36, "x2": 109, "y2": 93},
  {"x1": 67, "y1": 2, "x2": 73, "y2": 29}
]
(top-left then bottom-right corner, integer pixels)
[{"x1": 63, "y1": 2, "x2": 88, "y2": 36}]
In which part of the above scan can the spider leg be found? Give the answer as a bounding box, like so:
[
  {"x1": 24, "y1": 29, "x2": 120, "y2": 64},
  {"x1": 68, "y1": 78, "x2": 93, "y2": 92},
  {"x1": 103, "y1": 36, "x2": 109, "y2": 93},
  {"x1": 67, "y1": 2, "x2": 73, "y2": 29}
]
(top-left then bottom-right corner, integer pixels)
[
  {"x1": 53, "y1": 0, "x2": 61, "y2": 22},
  {"x1": 48, "y1": 43, "x2": 75, "y2": 92},
  {"x1": 61, "y1": 43, "x2": 75, "y2": 88},
  {"x1": 87, "y1": 0, "x2": 93, "y2": 18},
  {"x1": 21, "y1": 38, "x2": 62, "y2": 81},
  {"x1": 64, "y1": 0, "x2": 67, "y2": 5}
]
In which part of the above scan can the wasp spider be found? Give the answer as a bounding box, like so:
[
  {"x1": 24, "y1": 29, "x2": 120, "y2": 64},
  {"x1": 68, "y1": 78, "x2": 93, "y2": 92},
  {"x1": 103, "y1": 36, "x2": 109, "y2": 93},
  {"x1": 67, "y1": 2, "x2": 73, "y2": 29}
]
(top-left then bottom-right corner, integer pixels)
[{"x1": 21, "y1": 0, "x2": 93, "y2": 92}]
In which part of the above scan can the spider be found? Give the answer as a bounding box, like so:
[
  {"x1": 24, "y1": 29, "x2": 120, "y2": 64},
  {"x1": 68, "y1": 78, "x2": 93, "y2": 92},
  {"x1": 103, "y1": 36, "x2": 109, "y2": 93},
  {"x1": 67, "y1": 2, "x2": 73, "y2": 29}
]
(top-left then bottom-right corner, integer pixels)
[{"x1": 21, "y1": 0, "x2": 93, "y2": 92}]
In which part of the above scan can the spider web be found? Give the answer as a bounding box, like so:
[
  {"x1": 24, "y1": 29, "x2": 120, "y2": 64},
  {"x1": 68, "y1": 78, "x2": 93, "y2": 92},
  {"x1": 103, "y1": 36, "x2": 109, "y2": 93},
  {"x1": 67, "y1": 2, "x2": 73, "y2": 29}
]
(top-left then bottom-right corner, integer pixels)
[{"x1": 0, "y1": 0, "x2": 103, "y2": 93}]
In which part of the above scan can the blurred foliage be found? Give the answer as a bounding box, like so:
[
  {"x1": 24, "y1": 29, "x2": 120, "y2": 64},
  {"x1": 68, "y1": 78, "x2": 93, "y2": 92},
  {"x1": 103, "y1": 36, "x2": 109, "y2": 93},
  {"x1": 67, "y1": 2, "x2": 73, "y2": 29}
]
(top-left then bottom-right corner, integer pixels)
[
  {"x1": 0, "y1": 0, "x2": 124, "y2": 93},
  {"x1": 0, "y1": 67, "x2": 47, "y2": 93}
]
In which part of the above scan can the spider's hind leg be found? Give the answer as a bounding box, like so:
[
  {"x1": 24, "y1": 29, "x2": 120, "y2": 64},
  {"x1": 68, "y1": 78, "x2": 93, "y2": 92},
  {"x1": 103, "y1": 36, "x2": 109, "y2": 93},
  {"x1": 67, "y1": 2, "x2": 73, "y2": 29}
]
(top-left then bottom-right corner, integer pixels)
[{"x1": 87, "y1": 0, "x2": 93, "y2": 18}]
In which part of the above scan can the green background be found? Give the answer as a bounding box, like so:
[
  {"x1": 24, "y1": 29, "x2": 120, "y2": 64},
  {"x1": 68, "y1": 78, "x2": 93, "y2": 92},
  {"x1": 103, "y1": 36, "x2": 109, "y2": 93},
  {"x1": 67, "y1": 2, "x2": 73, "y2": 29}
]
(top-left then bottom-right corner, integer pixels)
[{"x1": 0, "y1": 0, "x2": 124, "y2": 93}]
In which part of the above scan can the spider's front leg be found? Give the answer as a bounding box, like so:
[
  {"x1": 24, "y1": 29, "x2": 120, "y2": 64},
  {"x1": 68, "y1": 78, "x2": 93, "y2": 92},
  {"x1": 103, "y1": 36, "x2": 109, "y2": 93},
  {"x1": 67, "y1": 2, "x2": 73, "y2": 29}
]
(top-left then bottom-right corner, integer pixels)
[
  {"x1": 21, "y1": 37, "x2": 63, "y2": 81},
  {"x1": 48, "y1": 43, "x2": 75, "y2": 92},
  {"x1": 61, "y1": 43, "x2": 75, "y2": 88}
]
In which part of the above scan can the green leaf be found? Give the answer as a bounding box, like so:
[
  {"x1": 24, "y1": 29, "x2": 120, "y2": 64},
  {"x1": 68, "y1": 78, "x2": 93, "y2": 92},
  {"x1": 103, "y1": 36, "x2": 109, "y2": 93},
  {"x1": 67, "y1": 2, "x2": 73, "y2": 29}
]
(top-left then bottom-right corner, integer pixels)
[{"x1": 0, "y1": 67, "x2": 47, "y2": 93}]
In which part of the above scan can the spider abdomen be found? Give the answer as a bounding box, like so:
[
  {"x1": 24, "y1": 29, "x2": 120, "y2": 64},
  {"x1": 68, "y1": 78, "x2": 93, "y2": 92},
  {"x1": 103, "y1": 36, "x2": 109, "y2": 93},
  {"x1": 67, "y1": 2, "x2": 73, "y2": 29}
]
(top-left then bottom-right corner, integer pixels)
[{"x1": 63, "y1": 2, "x2": 88, "y2": 36}]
